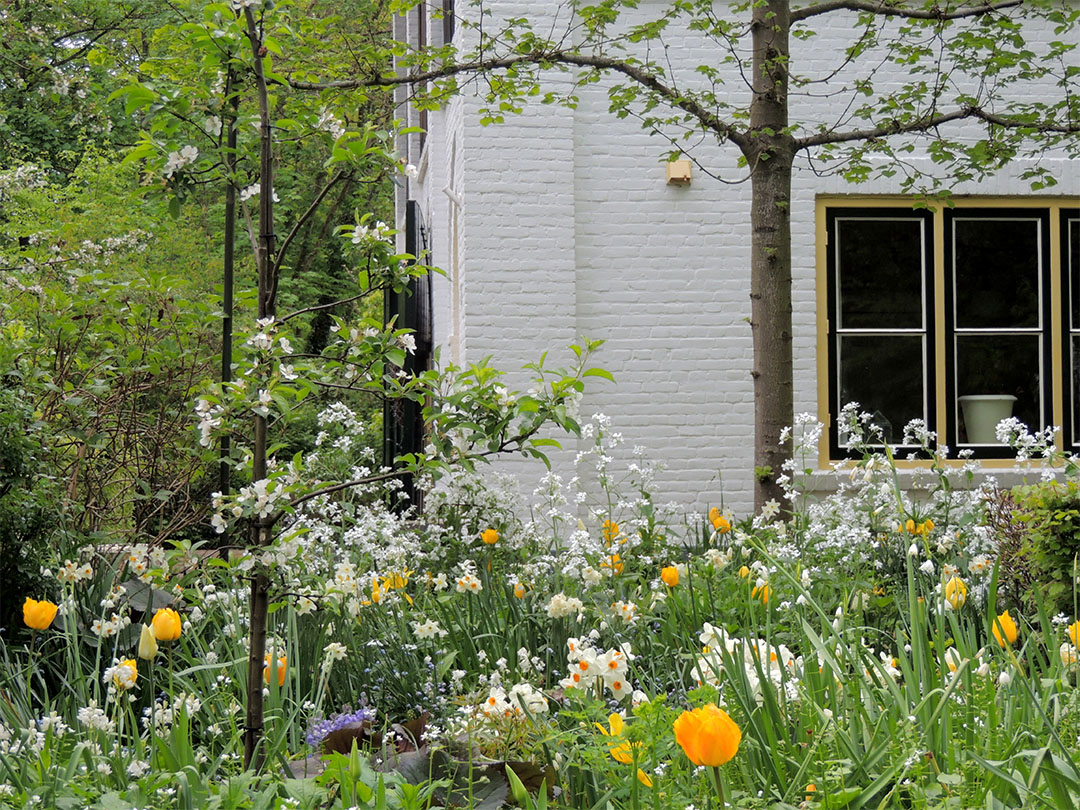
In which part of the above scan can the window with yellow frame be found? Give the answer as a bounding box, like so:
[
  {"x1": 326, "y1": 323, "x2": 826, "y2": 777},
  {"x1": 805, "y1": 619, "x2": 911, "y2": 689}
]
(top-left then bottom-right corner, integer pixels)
[{"x1": 816, "y1": 197, "x2": 1080, "y2": 461}]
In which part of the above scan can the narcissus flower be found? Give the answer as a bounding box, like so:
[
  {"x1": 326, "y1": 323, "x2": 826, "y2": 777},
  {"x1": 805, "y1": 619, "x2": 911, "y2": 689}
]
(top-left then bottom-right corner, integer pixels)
[
  {"x1": 265, "y1": 653, "x2": 287, "y2": 686},
  {"x1": 137, "y1": 624, "x2": 158, "y2": 660},
  {"x1": 151, "y1": 608, "x2": 182, "y2": 641},
  {"x1": 661, "y1": 566, "x2": 679, "y2": 587},
  {"x1": 943, "y1": 576, "x2": 967, "y2": 610},
  {"x1": 673, "y1": 703, "x2": 741, "y2": 767},
  {"x1": 23, "y1": 597, "x2": 58, "y2": 630},
  {"x1": 992, "y1": 611, "x2": 1018, "y2": 647},
  {"x1": 481, "y1": 529, "x2": 499, "y2": 545}
]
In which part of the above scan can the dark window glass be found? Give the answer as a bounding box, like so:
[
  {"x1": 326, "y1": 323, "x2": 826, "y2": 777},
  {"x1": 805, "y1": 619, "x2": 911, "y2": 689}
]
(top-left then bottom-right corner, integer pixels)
[
  {"x1": 953, "y1": 218, "x2": 1039, "y2": 329},
  {"x1": 1073, "y1": 335, "x2": 1080, "y2": 444},
  {"x1": 837, "y1": 219, "x2": 923, "y2": 329},
  {"x1": 838, "y1": 335, "x2": 924, "y2": 444},
  {"x1": 443, "y1": 0, "x2": 455, "y2": 43},
  {"x1": 955, "y1": 334, "x2": 1041, "y2": 441},
  {"x1": 1070, "y1": 218, "x2": 1079, "y2": 329}
]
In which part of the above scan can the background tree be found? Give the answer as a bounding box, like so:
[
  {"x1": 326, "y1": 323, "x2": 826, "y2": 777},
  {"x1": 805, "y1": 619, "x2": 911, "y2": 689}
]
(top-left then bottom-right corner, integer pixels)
[{"x1": 293, "y1": 0, "x2": 1080, "y2": 507}]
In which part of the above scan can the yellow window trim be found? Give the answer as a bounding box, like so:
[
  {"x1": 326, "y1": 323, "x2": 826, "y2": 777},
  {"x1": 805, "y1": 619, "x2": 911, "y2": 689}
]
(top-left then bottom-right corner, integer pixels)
[{"x1": 815, "y1": 194, "x2": 1080, "y2": 469}]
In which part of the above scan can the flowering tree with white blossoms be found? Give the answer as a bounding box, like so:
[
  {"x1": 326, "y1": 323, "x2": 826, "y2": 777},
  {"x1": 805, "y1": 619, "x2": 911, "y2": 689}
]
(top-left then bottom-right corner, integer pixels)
[{"x1": 117, "y1": 0, "x2": 612, "y2": 768}]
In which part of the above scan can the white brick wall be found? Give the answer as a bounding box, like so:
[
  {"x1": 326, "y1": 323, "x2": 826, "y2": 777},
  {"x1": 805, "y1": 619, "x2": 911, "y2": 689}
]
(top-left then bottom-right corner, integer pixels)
[{"x1": 405, "y1": 1, "x2": 1080, "y2": 517}]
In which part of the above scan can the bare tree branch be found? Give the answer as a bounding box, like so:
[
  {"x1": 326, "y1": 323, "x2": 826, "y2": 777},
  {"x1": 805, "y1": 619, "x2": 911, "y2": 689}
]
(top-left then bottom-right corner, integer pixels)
[
  {"x1": 791, "y1": 0, "x2": 1022, "y2": 23},
  {"x1": 272, "y1": 170, "x2": 349, "y2": 277}
]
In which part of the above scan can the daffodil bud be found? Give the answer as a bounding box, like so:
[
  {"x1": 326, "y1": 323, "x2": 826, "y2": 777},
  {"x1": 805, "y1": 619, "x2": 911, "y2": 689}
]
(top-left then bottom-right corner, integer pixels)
[{"x1": 138, "y1": 624, "x2": 158, "y2": 660}]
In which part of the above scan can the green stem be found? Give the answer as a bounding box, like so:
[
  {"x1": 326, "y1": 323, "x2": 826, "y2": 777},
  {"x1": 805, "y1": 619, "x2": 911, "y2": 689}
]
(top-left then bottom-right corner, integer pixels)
[{"x1": 711, "y1": 766, "x2": 726, "y2": 809}]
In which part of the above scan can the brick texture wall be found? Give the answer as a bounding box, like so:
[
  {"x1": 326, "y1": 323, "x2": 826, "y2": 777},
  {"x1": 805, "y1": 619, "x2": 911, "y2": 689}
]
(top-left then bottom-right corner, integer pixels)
[{"x1": 404, "y1": 1, "x2": 1079, "y2": 517}]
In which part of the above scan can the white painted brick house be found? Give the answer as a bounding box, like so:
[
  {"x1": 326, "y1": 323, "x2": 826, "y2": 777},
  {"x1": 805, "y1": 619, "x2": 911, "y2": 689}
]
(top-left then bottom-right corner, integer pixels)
[{"x1": 393, "y1": 1, "x2": 1080, "y2": 516}]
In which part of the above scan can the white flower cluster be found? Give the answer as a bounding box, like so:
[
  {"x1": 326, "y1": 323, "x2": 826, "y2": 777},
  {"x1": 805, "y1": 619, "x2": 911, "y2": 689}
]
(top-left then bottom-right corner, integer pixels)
[
  {"x1": 127, "y1": 544, "x2": 168, "y2": 581},
  {"x1": 350, "y1": 220, "x2": 392, "y2": 246},
  {"x1": 316, "y1": 108, "x2": 346, "y2": 140},
  {"x1": 196, "y1": 398, "x2": 224, "y2": 448},
  {"x1": 77, "y1": 702, "x2": 115, "y2": 734},
  {"x1": 163, "y1": 145, "x2": 198, "y2": 178},
  {"x1": 477, "y1": 683, "x2": 549, "y2": 719},
  {"x1": 411, "y1": 618, "x2": 448, "y2": 640},
  {"x1": 545, "y1": 592, "x2": 584, "y2": 619},
  {"x1": 91, "y1": 613, "x2": 132, "y2": 638},
  {"x1": 557, "y1": 637, "x2": 635, "y2": 700},
  {"x1": 694, "y1": 623, "x2": 799, "y2": 703},
  {"x1": 240, "y1": 184, "x2": 280, "y2": 203},
  {"x1": 57, "y1": 559, "x2": 93, "y2": 584}
]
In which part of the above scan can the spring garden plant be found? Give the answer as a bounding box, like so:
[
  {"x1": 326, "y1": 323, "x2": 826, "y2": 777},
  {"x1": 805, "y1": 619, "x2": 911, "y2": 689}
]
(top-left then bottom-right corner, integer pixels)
[{"x1": 3, "y1": 396, "x2": 1080, "y2": 809}]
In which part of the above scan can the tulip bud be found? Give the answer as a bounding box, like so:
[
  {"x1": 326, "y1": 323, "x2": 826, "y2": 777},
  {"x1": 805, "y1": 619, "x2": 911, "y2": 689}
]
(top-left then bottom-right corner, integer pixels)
[{"x1": 138, "y1": 624, "x2": 158, "y2": 660}]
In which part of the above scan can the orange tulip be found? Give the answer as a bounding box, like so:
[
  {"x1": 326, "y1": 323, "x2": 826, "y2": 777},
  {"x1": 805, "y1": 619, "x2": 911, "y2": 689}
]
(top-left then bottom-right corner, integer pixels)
[
  {"x1": 481, "y1": 529, "x2": 499, "y2": 545},
  {"x1": 709, "y1": 508, "x2": 730, "y2": 533},
  {"x1": 673, "y1": 704, "x2": 741, "y2": 767},
  {"x1": 264, "y1": 653, "x2": 287, "y2": 687},
  {"x1": 661, "y1": 566, "x2": 679, "y2": 587},
  {"x1": 23, "y1": 597, "x2": 58, "y2": 630}
]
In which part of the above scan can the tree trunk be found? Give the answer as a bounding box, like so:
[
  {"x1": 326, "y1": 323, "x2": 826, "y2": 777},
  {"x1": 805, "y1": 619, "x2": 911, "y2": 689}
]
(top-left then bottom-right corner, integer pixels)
[
  {"x1": 243, "y1": 7, "x2": 275, "y2": 771},
  {"x1": 747, "y1": 0, "x2": 793, "y2": 511}
]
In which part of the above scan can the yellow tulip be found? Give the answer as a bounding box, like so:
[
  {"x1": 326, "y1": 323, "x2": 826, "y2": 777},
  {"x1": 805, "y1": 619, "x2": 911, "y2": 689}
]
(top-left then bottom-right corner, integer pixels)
[
  {"x1": 137, "y1": 624, "x2": 158, "y2": 660},
  {"x1": 737, "y1": 565, "x2": 750, "y2": 579},
  {"x1": 943, "y1": 577, "x2": 967, "y2": 610},
  {"x1": 151, "y1": 608, "x2": 182, "y2": 641},
  {"x1": 23, "y1": 597, "x2": 58, "y2": 631},
  {"x1": 673, "y1": 704, "x2": 741, "y2": 767},
  {"x1": 752, "y1": 583, "x2": 771, "y2": 604},
  {"x1": 481, "y1": 529, "x2": 499, "y2": 545},
  {"x1": 636, "y1": 769, "x2": 653, "y2": 788},
  {"x1": 1068, "y1": 620, "x2": 1080, "y2": 648},
  {"x1": 513, "y1": 583, "x2": 526, "y2": 599},
  {"x1": 992, "y1": 610, "x2": 1018, "y2": 647},
  {"x1": 661, "y1": 566, "x2": 679, "y2": 587}
]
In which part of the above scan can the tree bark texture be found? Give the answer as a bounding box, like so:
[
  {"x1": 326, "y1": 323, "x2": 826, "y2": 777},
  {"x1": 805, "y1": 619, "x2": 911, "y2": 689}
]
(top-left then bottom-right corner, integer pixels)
[{"x1": 747, "y1": 0, "x2": 794, "y2": 511}]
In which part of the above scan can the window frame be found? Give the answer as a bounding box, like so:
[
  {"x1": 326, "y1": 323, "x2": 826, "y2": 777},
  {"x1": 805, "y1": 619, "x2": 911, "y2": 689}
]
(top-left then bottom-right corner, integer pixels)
[
  {"x1": 824, "y1": 206, "x2": 936, "y2": 459},
  {"x1": 817, "y1": 196, "x2": 1078, "y2": 466},
  {"x1": 1063, "y1": 207, "x2": 1080, "y2": 451}
]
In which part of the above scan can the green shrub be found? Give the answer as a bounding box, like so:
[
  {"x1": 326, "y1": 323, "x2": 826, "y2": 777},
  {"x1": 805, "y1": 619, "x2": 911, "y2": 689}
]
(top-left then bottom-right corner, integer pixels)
[{"x1": 1011, "y1": 479, "x2": 1080, "y2": 616}]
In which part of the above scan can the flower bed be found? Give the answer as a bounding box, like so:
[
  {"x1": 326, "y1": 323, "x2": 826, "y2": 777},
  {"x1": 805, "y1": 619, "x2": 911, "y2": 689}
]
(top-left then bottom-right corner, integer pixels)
[{"x1": 1, "y1": 412, "x2": 1078, "y2": 809}]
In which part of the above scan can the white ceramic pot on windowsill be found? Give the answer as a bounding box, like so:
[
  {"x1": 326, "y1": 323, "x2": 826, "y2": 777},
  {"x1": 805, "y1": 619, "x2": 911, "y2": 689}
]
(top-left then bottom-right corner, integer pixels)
[{"x1": 958, "y1": 395, "x2": 1017, "y2": 444}]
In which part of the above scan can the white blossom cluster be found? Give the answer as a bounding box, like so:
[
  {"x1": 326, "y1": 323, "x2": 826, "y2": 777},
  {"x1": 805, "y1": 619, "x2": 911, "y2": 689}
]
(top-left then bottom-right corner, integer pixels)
[{"x1": 163, "y1": 145, "x2": 198, "y2": 178}]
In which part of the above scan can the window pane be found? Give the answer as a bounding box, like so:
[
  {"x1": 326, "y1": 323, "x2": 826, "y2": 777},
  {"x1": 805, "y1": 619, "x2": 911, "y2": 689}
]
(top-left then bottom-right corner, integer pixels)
[
  {"x1": 953, "y1": 218, "x2": 1039, "y2": 329},
  {"x1": 839, "y1": 335, "x2": 924, "y2": 444},
  {"x1": 837, "y1": 219, "x2": 923, "y2": 329},
  {"x1": 1070, "y1": 218, "x2": 1079, "y2": 329},
  {"x1": 955, "y1": 335, "x2": 1041, "y2": 442},
  {"x1": 1074, "y1": 335, "x2": 1080, "y2": 445}
]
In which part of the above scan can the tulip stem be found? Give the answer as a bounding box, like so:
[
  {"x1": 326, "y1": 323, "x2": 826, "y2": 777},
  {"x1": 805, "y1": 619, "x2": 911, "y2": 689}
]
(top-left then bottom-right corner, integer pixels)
[{"x1": 711, "y1": 766, "x2": 725, "y2": 809}]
